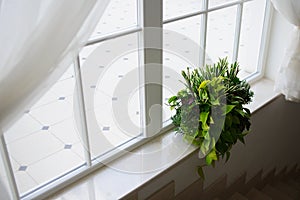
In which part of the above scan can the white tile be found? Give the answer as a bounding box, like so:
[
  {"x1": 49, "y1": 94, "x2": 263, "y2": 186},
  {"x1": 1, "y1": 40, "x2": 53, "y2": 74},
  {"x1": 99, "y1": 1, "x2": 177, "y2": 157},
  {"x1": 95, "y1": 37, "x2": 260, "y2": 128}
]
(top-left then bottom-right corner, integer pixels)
[
  {"x1": 65, "y1": 94, "x2": 74, "y2": 107},
  {"x1": 91, "y1": 90, "x2": 111, "y2": 110},
  {"x1": 85, "y1": 109, "x2": 102, "y2": 136},
  {"x1": 71, "y1": 142, "x2": 86, "y2": 160},
  {"x1": 7, "y1": 130, "x2": 64, "y2": 165},
  {"x1": 4, "y1": 114, "x2": 41, "y2": 143},
  {"x1": 77, "y1": 87, "x2": 112, "y2": 112},
  {"x1": 95, "y1": 73, "x2": 120, "y2": 97},
  {"x1": 49, "y1": 118, "x2": 81, "y2": 144},
  {"x1": 14, "y1": 171, "x2": 38, "y2": 195},
  {"x1": 93, "y1": 106, "x2": 114, "y2": 127},
  {"x1": 87, "y1": 131, "x2": 134, "y2": 161},
  {"x1": 9, "y1": 156, "x2": 20, "y2": 172},
  {"x1": 89, "y1": 131, "x2": 118, "y2": 158},
  {"x1": 27, "y1": 150, "x2": 84, "y2": 185},
  {"x1": 103, "y1": 126, "x2": 132, "y2": 147},
  {"x1": 89, "y1": 0, "x2": 137, "y2": 38},
  {"x1": 128, "y1": 111, "x2": 141, "y2": 129},
  {"x1": 114, "y1": 117, "x2": 141, "y2": 138},
  {"x1": 31, "y1": 89, "x2": 59, "y2": 109},
  {"x1": 30, "y1": 101, "x2": 73, "y2": 125},
  {"x1": 51, "y1": 78, "x2": 75, "y2": 97},
  {"x1": 59, "y1": 65, "x2": 75, "y2": 81}
]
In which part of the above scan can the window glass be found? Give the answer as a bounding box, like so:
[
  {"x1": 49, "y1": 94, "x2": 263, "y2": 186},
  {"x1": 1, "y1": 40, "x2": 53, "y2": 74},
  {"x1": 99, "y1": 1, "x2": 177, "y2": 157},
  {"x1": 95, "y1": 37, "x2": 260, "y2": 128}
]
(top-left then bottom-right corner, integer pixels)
[
  {"x1": 238, "y1": 0, "x2": 266, "y2": 79},
  {"x1": 80, "y1": 32, "x2": 142, "y2": 159},
  {"x1": 164, "y1": 0, "x2": 202, "y2": 20},
  {"x1": 206, "y1": 6, "x2": 237, "y2": 64},
  {"x1": 209, "y1": 0, "x2": 237, "y2": 8},
  {"x1": 89, "y1": 0, "x2": 138, "y2": 39},
  {"x1": 1, "y1": 0, "x2": 269, "y2": 197},
  {"x1": 163, "y1": 16, "x2": 201, "y2": 122},
  {"x1": 4, "y1": 66, "x2": 85, "y2": 195}
]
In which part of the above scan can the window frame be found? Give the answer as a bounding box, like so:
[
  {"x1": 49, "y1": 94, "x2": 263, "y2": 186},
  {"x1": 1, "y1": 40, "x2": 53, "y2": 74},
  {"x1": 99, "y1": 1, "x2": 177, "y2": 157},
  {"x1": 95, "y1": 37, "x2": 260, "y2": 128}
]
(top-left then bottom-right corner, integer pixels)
[{"x1": 0, "y1": 0, "x2": 272, "y2": 199}]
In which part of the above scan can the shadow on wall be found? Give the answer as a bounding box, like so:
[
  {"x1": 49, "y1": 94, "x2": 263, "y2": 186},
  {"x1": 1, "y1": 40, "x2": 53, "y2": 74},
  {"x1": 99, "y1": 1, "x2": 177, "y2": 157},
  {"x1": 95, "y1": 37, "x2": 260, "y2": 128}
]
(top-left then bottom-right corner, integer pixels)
[
  {"x1": 203, "y1": 95, "x2": 300, "y2": 187},
  {"x1": 130, "y1": 95, "x2": 300, "y2": 199}
]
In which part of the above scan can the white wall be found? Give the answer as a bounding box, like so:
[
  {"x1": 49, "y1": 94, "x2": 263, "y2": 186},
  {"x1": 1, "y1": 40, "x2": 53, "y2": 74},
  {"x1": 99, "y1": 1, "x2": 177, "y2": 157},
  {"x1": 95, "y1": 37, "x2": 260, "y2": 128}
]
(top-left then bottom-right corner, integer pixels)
[{"x1": 136, "y1": 95, "x2": 300, "y2": 199}]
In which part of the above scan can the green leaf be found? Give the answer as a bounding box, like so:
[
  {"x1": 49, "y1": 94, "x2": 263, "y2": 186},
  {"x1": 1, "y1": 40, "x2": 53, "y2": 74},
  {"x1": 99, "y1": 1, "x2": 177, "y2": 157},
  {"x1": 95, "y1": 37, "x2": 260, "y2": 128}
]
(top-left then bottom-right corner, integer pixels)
[
  {"x1": 222, "y1": 131, "x2": 234, "y2": 143},
  {"x1": 232, "y1": 115, "x2": 240, "y2": 124},
  {"x1": 225, "y1": 105, "x2": 235, "y2": 115},
  {"x1": 244, "y1": 107, "x2": 251, "y2": 115},
  {"x1": 199, "y1": 80, "x2": 210, "y2": 90},
  {"x1": 202, "y1": 130, "x2": 208, "y2": 138},
  {"x1": 225, "y1": 115, "x2": 233, "y2": 128},
  {"x1": 204, "y1": 132, "x2": 210, "y2": 141},
  {"x1": 200, "y1": 112, "x2": 209, "y2": 123},
  {"x1": 200, "y1": 142, "x2": 209, "y2": 155},
  {"x1": 205, "y1": 149, "x2": 218, "y2": 165},
  {"x1": 225, "y1": 151, "x2": 231, "y2": 162},
  {"x1": 237, "y1": 134, "x2": 245, "y2": 144},
  {"x1": 210, "y1": 98, "x2": 220, "y2": 106},
  {"x1": 210, "y1": 116, "x2": 214, "y2": 124},
  {"x1": 168, "y1": 96, "x2": 177, "y2": 104},
  {"x1": 200, "y1": 112, "x2": 209, "y2": 131},
  {"x1": 210, "y1": 137, "x2": 216, "y2": 149},
  {"x1": 236, "y1": 109, "x2": 245, "y2": 117},
  {"x1": 168, "y1": 58, "x2": 254, "y2": 179},
  {"x1": 184, "y1": 134, "x2": 195, "y2": 144},
  {"x1": 197, "y1": 166, "x2": 205, "y2": 180}
]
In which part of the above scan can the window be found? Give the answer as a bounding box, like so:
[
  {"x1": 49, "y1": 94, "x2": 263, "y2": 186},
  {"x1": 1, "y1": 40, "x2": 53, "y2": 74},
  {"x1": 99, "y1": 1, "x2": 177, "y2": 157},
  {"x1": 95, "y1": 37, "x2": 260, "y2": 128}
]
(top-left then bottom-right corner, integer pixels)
[{"x1": 0, "y1": 0, "x2": 271, "y2": 199}]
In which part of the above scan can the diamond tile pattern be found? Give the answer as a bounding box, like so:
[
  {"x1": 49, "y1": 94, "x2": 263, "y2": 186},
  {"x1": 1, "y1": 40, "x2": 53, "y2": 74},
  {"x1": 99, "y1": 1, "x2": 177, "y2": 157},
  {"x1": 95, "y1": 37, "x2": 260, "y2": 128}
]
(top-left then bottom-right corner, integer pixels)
[
  {"x1": 18, "y1": 166, "x2": 28, "y2": 171},
  {"x1": 41, "y1": 126, "x2": 49, "y2": 130},
  {"x1": 64, "y1": 144, "x2": 72, "y2": 149}
]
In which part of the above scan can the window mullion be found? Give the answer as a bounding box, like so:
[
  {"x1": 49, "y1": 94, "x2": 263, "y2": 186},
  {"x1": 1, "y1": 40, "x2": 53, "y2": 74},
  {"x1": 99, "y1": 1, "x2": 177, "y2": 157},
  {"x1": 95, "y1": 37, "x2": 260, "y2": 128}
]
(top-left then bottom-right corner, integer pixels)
[
  {"x1": 0, "y1": 134, "x2": 19, "y2": 200},
  {"x1": 200, "y1": 0, "x2": 208, "y2": 67},
  {"x1": 141, "y1": 0, "x2": 163, "y2": 137},
  {"x1": 74, "y1": 57, "x2": 92, "y2": 166},
  {"x1": 232, "y1": 3, "x2": 244, "y2": 63}
]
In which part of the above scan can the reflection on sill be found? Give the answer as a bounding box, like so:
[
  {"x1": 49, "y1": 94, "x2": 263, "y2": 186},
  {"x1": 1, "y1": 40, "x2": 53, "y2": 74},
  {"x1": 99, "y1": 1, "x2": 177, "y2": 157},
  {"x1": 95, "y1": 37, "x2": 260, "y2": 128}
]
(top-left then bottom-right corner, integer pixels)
[{"x1": 247, "y1": 77, "x2": 279, "y2": 113}]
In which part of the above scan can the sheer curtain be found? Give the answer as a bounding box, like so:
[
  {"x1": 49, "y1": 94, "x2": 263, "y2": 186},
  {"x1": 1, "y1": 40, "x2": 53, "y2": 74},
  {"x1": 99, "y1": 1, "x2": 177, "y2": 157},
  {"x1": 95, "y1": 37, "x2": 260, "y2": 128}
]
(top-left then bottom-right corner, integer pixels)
[
  {"x1": 271, "y1": 0, "x2": 300, "y2": 102},
  {"x1": 0, "y1": 0, "x2": 109, "y2": 132},
  {"x1": 0, "y1": 1, "x2": 108, "y2": 198}
]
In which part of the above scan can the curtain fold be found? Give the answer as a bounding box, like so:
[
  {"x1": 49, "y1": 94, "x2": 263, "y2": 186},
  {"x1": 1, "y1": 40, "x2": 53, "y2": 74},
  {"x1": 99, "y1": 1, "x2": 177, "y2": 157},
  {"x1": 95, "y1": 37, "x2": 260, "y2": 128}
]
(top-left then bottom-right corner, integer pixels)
[
  {"x1": 271, "y1": 0, "x2": 300, "y2": 102},
  {"x1": 0, "y1": 0, "x2": 109, "y2": 131}
]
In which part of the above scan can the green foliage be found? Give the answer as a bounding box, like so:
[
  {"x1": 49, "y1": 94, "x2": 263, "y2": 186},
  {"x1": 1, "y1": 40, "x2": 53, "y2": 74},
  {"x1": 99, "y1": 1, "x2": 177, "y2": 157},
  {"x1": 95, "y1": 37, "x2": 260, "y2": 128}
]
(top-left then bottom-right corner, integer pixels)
[{"x1": 167, "y1": 58, "x2": 254, "y2": 178}]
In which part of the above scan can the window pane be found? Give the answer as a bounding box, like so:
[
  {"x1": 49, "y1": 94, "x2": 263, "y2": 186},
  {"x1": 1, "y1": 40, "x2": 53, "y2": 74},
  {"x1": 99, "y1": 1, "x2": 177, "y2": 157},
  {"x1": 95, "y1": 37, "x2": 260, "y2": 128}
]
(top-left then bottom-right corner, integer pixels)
[
  {"x1": 80, "y1": 33, "x2": 141, "y2": 159},
  {"x1": 164, "y1": 0, "x2": 202, "y2": 20},
  {"x1": 163, "y1": 16, "x2": 201, "y2": 122},
  {"x1": 4, "y1": 66, "x2": 85, "y2": 195},
  {"x1": 238, "y1": 0, "x2": 266, "y2": 79},
  {"x1": 89, "y1": 0, "x2": 138, "y2": 39},
  {"x1": 206, "y1": 6, "x2": 237, "y2": 64},
  {"x1": 209, "y1": 0, "x2": 237, "y2": 8}
]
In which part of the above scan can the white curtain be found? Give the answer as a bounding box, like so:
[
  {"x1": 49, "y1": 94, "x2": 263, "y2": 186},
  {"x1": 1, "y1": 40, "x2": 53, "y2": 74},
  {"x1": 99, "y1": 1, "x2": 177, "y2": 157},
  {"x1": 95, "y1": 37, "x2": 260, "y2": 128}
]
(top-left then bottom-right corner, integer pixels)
[
  {"x1": 0, "y1": 0, "x2": 109, "y2": 132},
  {"x1": 0, "y1": 1, "x2": 109, "y2": 198},
  {"x1": 271, "y1": 0, "x2": 300, "y2": 102}
]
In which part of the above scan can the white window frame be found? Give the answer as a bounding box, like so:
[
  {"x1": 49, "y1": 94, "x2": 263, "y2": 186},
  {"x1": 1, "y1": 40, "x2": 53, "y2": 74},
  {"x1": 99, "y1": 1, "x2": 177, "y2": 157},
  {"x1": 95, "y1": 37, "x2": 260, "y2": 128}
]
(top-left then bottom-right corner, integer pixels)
[{"x1": 0, "y1": 0, "x2": 273, "y2": 199}]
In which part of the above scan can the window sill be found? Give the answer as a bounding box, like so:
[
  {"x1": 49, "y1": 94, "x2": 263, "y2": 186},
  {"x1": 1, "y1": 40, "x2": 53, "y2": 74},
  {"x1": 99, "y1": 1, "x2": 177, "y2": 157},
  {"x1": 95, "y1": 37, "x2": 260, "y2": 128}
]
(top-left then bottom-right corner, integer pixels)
[{"x1": 46, "y1": 77, "x2": 279, "y2": 200}]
